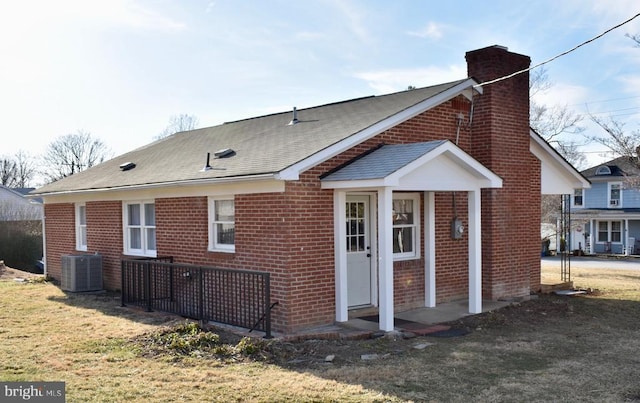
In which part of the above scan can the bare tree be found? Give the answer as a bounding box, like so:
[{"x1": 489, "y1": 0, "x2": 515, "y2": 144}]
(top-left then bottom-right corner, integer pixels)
[
  {"x1": 626, "y1": 33, "x2": 640, "y2": 47},
  {"x1": 0, "y1": 151, "x2": 37, "y2": 188},
  {"x1": 42, "y1": 131, "x2": 112, "y2": 182},
  {"x1": 155, "y1": 114, "x2": 199, "y2": 140},
  {"x1": 584, "y1": 34, "x2": 640, "y2": 168},
  {"x1": 586, "y1": 115, "x2": 640, "y2": 161},
  {"x1": 529, "y1": 67, "x2": 585, "y2": 168},
  {"x1": 14, "y1": 151, "x2": 36, "y2": 188},
  {"x1": 0, "y1": 156, "x2": 17, "y2": 187}
]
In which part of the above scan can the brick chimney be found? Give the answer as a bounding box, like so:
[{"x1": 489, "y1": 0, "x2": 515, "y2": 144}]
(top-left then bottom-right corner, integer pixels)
[{"x1": 465, "y1": 45, "x2": 541, "y2": 300}]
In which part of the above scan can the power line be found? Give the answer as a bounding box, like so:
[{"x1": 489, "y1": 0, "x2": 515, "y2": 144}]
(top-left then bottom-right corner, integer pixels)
[
  {"x1": 474, "y1": 12, "x2": 640, "y2": 88},
  {"x1": 572, "y1": 94, "x2": 640, "y2": 107}
]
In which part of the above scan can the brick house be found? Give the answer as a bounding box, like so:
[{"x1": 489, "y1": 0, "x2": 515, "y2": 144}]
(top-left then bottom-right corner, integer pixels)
[{"x1": 32, "y1": 45, "x2": 587, "y2": 334}]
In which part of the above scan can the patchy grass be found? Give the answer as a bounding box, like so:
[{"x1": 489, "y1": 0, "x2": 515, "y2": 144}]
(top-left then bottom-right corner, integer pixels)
[{"x1": 1, "y1": 263, "x2": 639, "y2": 402}]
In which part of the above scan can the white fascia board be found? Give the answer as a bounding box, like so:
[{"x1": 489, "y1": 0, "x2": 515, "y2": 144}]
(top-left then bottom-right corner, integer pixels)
[
  {"x1": 387, "y1": 141, "x2": 503, "y2": 188},
  {"x1": 40, "y1": 175, "x2": 284, "y2": 204},
  {"x1": 530, "y1": 130, "x2": 590, "y2": 190},
  {"x1": 321, "y1": 179, "x2": 391, "y2": 190},
  {"x1": 277, "y1": 78, "x2": 482, "y2": 181},
  {"x1": 321, "y1": 141, "x2": 503, "y2": 190}
]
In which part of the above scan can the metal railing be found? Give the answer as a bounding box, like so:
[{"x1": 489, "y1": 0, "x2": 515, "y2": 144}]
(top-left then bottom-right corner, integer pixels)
[{"x1": 121, "y1": 257, "x2": 274, "y2": 338}]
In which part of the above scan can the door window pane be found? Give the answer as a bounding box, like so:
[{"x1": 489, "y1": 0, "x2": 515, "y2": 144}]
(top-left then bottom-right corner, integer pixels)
[{"x1": 346, "y1": 201, "x2": 366, "y2": 252}]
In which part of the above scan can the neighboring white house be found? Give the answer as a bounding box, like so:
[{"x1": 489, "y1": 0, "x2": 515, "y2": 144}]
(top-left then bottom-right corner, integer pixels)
[{"x1": 0, "y1": 185, "x2": 43, "y2": 221}]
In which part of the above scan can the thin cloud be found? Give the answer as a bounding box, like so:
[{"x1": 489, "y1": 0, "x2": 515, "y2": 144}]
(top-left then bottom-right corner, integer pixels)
[
  {"x1": 533, "y1": 83, "x2": 590, "y2": 109},
  {"x1": 18, "y1": 0, "x2": 188, "y2": 32},
  {"x1": 326, "y1": 0, "x2": 371, "y2": 43},
  {"x1": 407, "y1": 22, "x2": 444, "y2": 39},
  {"x1": 104, "y1": 1, "x2": 187, "y2": 32},
  {"x1": 353, "y1": 65, "x2": 467, "y2": 93}
]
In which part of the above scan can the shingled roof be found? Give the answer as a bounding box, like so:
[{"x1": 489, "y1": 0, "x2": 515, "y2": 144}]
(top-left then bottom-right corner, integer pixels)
[
  {"x1": 581, "y1": 156, "x2": 640, "y2": 179},
  {"x1": 33, "y1": 79, "x2": 476, "y2": 196}
]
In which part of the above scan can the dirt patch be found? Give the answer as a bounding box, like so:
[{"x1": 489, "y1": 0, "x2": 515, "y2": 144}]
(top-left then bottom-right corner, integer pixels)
[
  {"x1": 0, "y1": 262, "x2": 45, "y2": 282},
  {"x1": 130, "y1": 295, "x2": 577, "y2": 369}
]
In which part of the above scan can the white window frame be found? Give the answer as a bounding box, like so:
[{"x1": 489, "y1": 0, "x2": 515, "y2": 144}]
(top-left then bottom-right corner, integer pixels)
[
  {"x1": 392, "y1": 193, "x2": 421, "y2": 261},
  {"x1": 208, "y1": 196, "x2": 235, "y2": 253},
  {"x1": 596, "y1": 220, "x2": 623, "y2": 244},
  {"x1": 571, "y1": 189, "x2": 584, "y2": 208},
  {"x1": 122, "y1": 201, "x2": 156, "y2": 257},
  {"x1": 75, "y1": 203, "x2": 87, "y2": 251},
  {"x1": 608, "y1": 182, "x2": 622, "y2": 208}
]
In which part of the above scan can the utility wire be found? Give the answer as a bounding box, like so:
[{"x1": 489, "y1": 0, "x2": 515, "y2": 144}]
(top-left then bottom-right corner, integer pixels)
[{"x1": 474, "y1": 12, "x2": 640, "y2": 88}]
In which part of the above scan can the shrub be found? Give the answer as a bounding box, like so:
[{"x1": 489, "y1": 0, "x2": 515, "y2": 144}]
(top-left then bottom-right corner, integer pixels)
[{"x1": 0, "y1": 221, "x2": 42, "y2": 271}]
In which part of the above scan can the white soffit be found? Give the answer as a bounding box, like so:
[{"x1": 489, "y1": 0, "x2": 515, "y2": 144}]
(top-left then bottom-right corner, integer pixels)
[{"x1": 530, "y1": 130, "x2": 590, "y2": 194}]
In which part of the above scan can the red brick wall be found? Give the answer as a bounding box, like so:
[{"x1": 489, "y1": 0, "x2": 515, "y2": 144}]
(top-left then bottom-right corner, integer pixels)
[
  {"x1": 44, "y1": 203, "x2": 75, "y2": 281},
  {"x1": 45, "y1": 201, "x2": 124, "y2": 290},
  {"x1": 466, "y1": 45, "x2": 539, "y2": 300},
  {"x1": 86, "y1": 201, "x2": 123, "y2": 290}
]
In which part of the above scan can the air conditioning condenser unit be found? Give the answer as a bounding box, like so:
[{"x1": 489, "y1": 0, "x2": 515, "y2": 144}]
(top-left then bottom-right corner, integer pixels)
[{"x1": 61, "y1": 254, "x2": 103, "y2": 292}]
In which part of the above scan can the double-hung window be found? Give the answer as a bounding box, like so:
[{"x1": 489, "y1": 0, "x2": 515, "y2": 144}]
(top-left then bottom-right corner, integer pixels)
[
  {"x1": 123, "y1": 201, "x2": 156, "y2": 257},
  {"x1": 392, "y1": 193, "x2": 420, "y2": 260},
  {"x1": 75, "y1": 203, "x2": 87, "y2": 251},
  {"x1": 597, "y1": 220, "x2": 622, "y2": 243},
  {"x1": 572, "y1": 189, "x2": 584, "y2": 208},
  {"x1": 609, "y1": 182, "x2": 622, "y2": 207},
  {"x1": 209, "y1": 197, "x2": 235, "y2": 252}
]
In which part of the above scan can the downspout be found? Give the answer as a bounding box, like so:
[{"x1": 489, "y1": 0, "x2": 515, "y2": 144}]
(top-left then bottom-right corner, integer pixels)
[{"x1": 41, "y1": 213, "x2": 47, "y2": 277}]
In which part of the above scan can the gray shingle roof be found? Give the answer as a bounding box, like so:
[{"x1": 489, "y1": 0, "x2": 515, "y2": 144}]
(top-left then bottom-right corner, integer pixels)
[
  {"x1": 581, "y1": 156, "x2": 640, "y2": 178},
  {"x1": 33, "y1": 79, "x2": 469, "y2": 195},
  {"x1": 321, "y1": 141, "x2": 446, "y2": 181}
]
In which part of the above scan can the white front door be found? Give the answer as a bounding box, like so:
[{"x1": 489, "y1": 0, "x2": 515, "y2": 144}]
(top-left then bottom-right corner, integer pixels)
[{"x1": 346, "y1": 195, "x2": 373, "y2": 307}]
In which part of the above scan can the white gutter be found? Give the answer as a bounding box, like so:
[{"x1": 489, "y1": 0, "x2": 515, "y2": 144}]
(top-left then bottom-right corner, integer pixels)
[{"x1": 29, "y1": 173, "x2": 279, "y2": 198}]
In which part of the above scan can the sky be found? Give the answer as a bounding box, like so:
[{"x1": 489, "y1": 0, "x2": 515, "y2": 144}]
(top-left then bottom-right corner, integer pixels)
[{"x1": 1, "y1": 0, "x2": 640, "y2": 178}]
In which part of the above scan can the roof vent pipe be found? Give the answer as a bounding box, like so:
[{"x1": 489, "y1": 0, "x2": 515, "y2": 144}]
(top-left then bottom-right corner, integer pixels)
[
  {"x1": 288, "y1": 107, "x2": 299, "y2": 125},
  {"x1": 201, "y1": 152, "x2": 212, "y2": 171}
]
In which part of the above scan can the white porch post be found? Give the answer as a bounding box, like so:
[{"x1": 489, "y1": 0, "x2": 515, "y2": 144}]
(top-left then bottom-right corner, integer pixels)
[
  {"x1": 334, "y1": 191, "x2": 348, "y2": 322},
  {"x1": 468, "y1": 189, "x2": 482, "y2": 314},
  {"x1": 625, "y1": 219, "x2": 630, "y2": 255},
  {"x1": 590, "y1": 219, "x2": 595, "y2": 254},
  {"x1": 377, "y1": 187, "x2": 394, "y2": 332},
  {"x1": 424, "y1": 191, "x2": 436, "y2": 307}
]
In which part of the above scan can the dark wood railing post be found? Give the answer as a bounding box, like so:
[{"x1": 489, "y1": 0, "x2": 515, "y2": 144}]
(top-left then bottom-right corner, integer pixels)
[
  {"x1": 144, "y1": 261, "x2": 152, "y2": 312},
  {"x1": 264, "y1": 272, "x2": 272, "y2": 339},
  {"x1": 121, "y1": 260, "x2": 126, "y2": 307},
  {"x1": 198, "y1": 267, "x2": 204, "y2": 320}
]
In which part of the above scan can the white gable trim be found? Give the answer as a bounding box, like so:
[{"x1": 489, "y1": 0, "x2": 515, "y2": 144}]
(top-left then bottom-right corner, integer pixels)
[
  {"x1": 321, "y1": 141, "x2": 502, "y2": 190},
  {"x1": 529, "y1": 130, "x2": 590, "y2": 194},
  {"x1": 277, "y1": 78, "x2": 483, "y2": 181}
]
